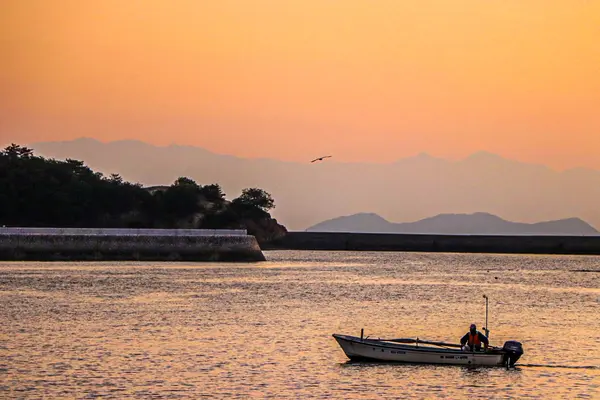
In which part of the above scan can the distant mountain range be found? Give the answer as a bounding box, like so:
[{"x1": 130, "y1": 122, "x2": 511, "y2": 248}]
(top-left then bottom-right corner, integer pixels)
[
  {"x1": 306, "y1": 212, "x2": 599, "y2": 235},
  {"x1": 27, "y1": 138, "x2": 600, "y2": 232}
]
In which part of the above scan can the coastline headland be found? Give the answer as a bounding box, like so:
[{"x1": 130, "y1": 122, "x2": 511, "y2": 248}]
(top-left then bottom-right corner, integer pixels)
[
  {"x1": 0, "y1": 228, "x2": 265, "y2": 262},
  {"x1": 264, "y1": 231, "x2": 600, "y2": 255}
]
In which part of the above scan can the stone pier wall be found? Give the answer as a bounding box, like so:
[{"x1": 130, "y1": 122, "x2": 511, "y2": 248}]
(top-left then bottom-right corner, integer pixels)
[
  {"x1": 265, "y1": 231, "x2": 600, "y2": 255},
  {"x1": 0, "y1": 228, "x2": 265, "y2": 261}
]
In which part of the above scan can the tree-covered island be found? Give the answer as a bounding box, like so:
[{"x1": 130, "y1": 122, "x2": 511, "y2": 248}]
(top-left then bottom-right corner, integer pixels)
[{"x1": 0, "y1": 144, "x2": 287, "y2": 243}]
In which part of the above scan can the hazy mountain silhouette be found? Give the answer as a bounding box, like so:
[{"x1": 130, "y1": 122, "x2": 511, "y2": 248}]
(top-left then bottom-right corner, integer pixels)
[
  {"x1": 28, "y1": 138, "x2": 600, "y2": 232},
  {"x1": 307, "y1": 212, "x2": 599, "y2": 235}
]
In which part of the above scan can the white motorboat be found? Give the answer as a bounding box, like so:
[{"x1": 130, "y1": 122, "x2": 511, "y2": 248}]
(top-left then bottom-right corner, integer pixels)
[
  {"x1": 332, "y1": 333, "x2": 523, "y2": 367},
  {"x1": 333, "y1": 295, "x2": 524, "y2": 367}
]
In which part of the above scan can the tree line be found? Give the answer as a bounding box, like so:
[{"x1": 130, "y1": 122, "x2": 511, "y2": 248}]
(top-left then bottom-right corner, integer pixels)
[{"x1": 0, "y1": 144, "x2": 278, "y2": 232}]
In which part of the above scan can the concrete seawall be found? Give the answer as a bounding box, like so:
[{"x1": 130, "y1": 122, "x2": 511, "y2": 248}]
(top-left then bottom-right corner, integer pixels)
[
  {"x1": 0, "y1": 228, "x2": 265, "y2": 262},
  {"x1": 265, "y1": 231, "x2": 600, "y2": 255}
]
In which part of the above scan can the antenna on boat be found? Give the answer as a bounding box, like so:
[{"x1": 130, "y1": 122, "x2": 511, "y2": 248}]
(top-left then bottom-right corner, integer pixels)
[{"x1": 483, "y1": 294, "x2": 490, "y2": 338}]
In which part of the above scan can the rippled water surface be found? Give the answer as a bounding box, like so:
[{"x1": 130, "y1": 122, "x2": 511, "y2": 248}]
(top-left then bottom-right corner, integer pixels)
[{"x1": 1, "y1": 251, "x2": 599, "y2": 399}]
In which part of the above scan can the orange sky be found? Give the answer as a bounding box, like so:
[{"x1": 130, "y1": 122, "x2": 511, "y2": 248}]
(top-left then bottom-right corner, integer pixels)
[{"x1": 2, "y1": 0, "x2": 600, "y2": 169}]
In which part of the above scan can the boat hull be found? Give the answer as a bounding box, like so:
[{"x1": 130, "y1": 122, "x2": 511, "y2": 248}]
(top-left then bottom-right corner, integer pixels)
[{"x1": 333, "y1": 334, "x2": 508, "y2": 367}]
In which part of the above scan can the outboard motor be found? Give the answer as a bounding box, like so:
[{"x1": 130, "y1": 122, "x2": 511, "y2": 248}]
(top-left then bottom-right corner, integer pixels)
[{"x1": 502, "y1": 340, "x2": 524, "y2": 367}]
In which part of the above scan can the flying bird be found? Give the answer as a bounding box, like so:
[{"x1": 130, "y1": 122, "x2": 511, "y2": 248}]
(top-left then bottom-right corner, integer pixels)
[{"x1": 311, "y1": 155, "x2": 332, "y2": 163}]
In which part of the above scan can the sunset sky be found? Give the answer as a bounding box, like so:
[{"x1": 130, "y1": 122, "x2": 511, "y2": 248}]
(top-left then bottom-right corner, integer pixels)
[{"x1": 2, "y1": 0, "x2": 600, "y2": 170}]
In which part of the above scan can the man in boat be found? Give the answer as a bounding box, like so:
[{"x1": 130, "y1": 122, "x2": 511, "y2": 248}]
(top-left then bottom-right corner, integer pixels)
[{"x1": 460, "y1": 324, "x2": 489, "y2": 352}]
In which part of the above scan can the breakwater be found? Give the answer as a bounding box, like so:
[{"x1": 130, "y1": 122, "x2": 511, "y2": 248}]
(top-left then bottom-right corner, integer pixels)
[
  {"x1": 0, "y1": 228, "x2": 265, "y2": 261},
  {"x1": 265, "y1": 231, "x2": 600, "y2": 255}
]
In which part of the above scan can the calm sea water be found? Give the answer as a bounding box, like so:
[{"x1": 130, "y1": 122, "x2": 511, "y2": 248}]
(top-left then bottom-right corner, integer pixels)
[{"x1": 1, "y1": 251, "x2": 599, "y2": 399}]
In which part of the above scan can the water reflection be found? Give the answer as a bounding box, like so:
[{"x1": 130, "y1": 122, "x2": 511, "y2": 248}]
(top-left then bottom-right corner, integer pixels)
[{"x1": 0, "y1": 251, "x2": 599, "y2": 399}]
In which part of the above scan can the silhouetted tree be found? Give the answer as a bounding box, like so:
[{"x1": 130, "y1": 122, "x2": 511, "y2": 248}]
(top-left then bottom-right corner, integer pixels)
[
  {"x1": 0, "y1": 145, "x2": 281, "y2": 233},
  {"x1": 109, "y1": 173, "x2": 124, "y2": 184},
  {"x1": 200, "y1": 183, "x2": 225, "y2": 203},
  {"x1": 173, "y1": 177, "x2": 199, "y2": 187},
  {"x1": 0, "y1": 144, "x2": 151, "y2": 227},
  {"x1": 1, "y1": 144, "x2": 34, "y2": 159},
  {"x1": 233, "y1": 188, "x2": 275, "y2": 211},
  {"x1": 158, "y1": 177, "x2": 202, "y2": 220}
]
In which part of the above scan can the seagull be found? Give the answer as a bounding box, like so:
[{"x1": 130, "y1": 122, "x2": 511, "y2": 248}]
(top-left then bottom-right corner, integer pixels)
[{"x1": 311, "y1": 155, "x2": 332, "y2": 163}]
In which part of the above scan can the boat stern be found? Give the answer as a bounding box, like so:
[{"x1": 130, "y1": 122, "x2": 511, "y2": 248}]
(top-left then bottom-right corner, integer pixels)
[{"x1": 502, "y1": 340, "x2": 524, "y2": 366}]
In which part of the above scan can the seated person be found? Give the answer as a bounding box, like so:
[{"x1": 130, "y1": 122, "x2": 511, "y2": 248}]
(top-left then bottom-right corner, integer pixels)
[{"x1": 460, "y1": 324, "x2": 489, "y2": 351}]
